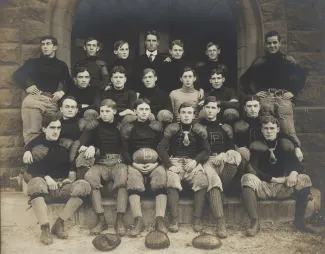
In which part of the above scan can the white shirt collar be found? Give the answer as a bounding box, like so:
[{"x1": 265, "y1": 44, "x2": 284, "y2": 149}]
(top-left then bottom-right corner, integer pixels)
[{"x1": 146, "y1": 50, "x2": 158, "y2": 57}]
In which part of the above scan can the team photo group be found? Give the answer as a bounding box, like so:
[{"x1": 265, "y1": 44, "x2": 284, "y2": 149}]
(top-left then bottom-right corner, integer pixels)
[{"x1": 12, "y1": 29, "x2": 314, "y2": 249}]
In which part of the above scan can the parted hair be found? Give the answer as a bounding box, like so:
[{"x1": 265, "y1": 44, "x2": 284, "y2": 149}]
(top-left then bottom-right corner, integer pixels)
[
  {"x1": 114, "y1": 40, "x2": 129, "y2": 51},
  {"x1": 42, "y1": 113, "x2": 61, "y2": 128},
  {"x1": 144, "y1": 30, "x2": 160, "y2": 40},
  {"x1": 264, "y1": 31, "x2": 281, "y2": 42},
  {"x1": 143, "y1": 68, "x2": 157, "y2": 77},
  {"x1": 181, "y1": 66, "x2": 196, "y2": 77},
  {"x1": 178, "y1": 101, "x2": 196, "y2": 113},
  {"x1": 111, "y1": 66, "x2": 127, "y2": 75},
  {"x1": 206, "y1": 42, "x2": 220, "y2": 50},
  {"x1": 134, "y1": 98, "x2": 151, "y2": 109},
  {"x1": 260, "y1": 116, "x2": 280, "y2": 127},
  {"x1": 60, "y1": 96, "x2": 77, "y2": 107},
  {"x1": 244, "y1": 95, "x2": 260, "y2": 105},
  {"x1": 40, "y1": 36, "x2": 58, "y2": 46},
  {"x1": 100, "y1": 99, "x2": 117, "y2": 110}
]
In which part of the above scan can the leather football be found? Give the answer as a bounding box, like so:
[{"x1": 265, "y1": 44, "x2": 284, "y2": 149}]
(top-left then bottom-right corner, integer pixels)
[
  {"x1": 132, "y1": 148, "x2": 159, "y2": 164},
  {"x1": 192, "y1": 233, "x2": 222, "y2": 250},
  {"x1": 92, "y1": 233, "x2": 121, "y2": 251},
  {"x1": 145, "y1": 231, "x2": 170, "y2": 249}
]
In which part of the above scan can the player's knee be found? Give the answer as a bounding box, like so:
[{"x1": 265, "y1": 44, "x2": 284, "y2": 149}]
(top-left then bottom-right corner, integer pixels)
[
  {"x1": 237, "y1": 147, "x2": 250, "y2": 162},
  {"x1": 113, "y1": 164, "x2": 128, "y2": 189},
  {"x1": 166, "y1": 171, "x2": 182, "y2": 191},
  {"x1": 84, "y1": 170, "x2": 101, "y2": 189},
  {"x1": 75, "y1": 152, "x2": 95, "y2": 169},
  {"x1": 127, "y1": 167, "x2": 145, "y2": 192},
  {"x1": 27, "y1": 177, "x2": 48, "y2": 196},
  {"x1": 71, "y1": 180, "x2": 91, "y2": 197},
  {"x1": 241, "y1": 173, "x2": 259, "y2": 189},
  {"x1": 296, "y1": 174, "x2": 312, "y2": 190},
  {"x1": 192, "y1": 173, "x2": 208, "y2": 192}
]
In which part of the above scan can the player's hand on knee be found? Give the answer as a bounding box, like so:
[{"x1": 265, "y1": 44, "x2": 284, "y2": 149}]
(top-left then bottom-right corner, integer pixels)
[
  {"x1": 295, "y1": 147, "x2": 304, "y2": 162},
  {"x1": 168, "y1": 166, "x2": 180, "y2": 174},
  {"x1": 286, "y1": 171, "x2": 298, "y2": 187},
  {"x1": 184, "y1": 159, "x2": 197, "y2": 173},
  {"x1": 256, "y1": 91, "x2": 268, "y2": 98},
  {"x1": 144, "y1": 162, "x2": 158, "y2": 173},
  {"x1": 199, "y1": 88, "x2": 205, "y2": 100},
  {"x1": 45, "y1": 176, "x2": 58, "y2": 191},
  {"x1": 164, "y1": 56, "x2": 172, "y2": 62},
  {"x1": 133, "y1": 162, "x2": 146, "y2": 172},
  {"x1": 84, "y1": 146, "x2": 95, "y2": 159},
  {"x1": 213, "y1": 153, "x2": 226, "y2": 166},
  {"x1": 52, "y1": 91, "x2": 65, "y2": 102},
  {"x1": 23, "y1": 151, "x2": 34, "y2": 164},
  {"x1": 282, "y1": 92, "x2": 294, "y2": 100},
  {"x1": 26, "y1": 85, "x2": 40, "y2": 95},
  {"x1": 78, "y1": 145, "x2": 88, "y2": 153}
]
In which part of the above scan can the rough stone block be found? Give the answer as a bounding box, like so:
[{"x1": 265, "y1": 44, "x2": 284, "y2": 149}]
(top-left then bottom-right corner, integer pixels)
[
  {"x1": 21, "y1": 20, "x2": 50, "y2": 44},
  {"x1": 0, "y1": 65, "x2": 19, "y2": 89},
  {"x1": 294, "y1": 108, "x2": 325, "y2": 133},
  {"x1": 0, "y1": 28, "x2": 20, "y2": 43},
  {"x1": 296, "y1": 76, "x2": 325, "y2": 106},
  {"x1": 20, "y1": 44, "x2": 40, "y2": 62},
  {"x1": 0, "y1": 147, "x2": 24, "y2": 167},
  {"x1": 0, "y1": 109, "x2": 22, "y2": 135},
  {"x1": 301, "y1": 152, "x2": 325, "y2": 190},
  {"x1": 0, "y1": 7, "x2": 22, "y2": 28},
  {"x1": 298, "y1": 133, "x2": 325, "y2": 152},
  {"x1": 288, "y1": 31, "x2": 325, "y2": 53},
  {"x1": 0, "y1": 43, "x2": 20, "y2": 63},
  {"x1": 22, "y1": 6, "x2": 49, "y2": 22},
  {"x1": 0, "y1": 136, "x2": 24, "y2": 148},
  {"x1": 292, "y1": 53, "x2": 325, "y2": 76},
  {"x1": 286, "y1": 7, "x2": 323, "y2": 31},
  {"x1": 0, "y1": 89, "x2": 22, "y2": 108},
  {"x1": 260, "y1": 0, "x2": 285, "y2": 22}
]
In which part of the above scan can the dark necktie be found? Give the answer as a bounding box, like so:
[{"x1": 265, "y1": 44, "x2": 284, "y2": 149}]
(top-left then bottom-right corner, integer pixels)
[{"x1": 149, "y1": 54, "x2": 154, "y2": 63}]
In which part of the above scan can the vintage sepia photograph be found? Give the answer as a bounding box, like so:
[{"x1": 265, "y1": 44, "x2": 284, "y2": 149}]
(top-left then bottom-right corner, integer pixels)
[{"x1": 0, "y1": 0, "x2": 325, "y2": 253}]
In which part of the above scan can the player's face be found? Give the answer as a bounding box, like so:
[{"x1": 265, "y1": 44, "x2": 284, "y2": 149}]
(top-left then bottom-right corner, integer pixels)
[
  {"x1": 135, "y1": 103, "x2": 151, "y2": 122},
  {"x1": 41, "y1": 39, "x2": 57, "y2": 57},
  {"x1": 169, "y1": 45, "x2": 184, "y2": 59},
  {"x1": 111, "y1": 72, "x2": 126, "y2": 90},
  {"x1": 84, "y1": 40, "x2": 99, "y2": 56},
  {"x1": 179, "y1": 106, "x2": 195, "y2": 124},
  {"x1": 265, "y1": 36, "x2": 281, "y2": 54},
  {"x1": 204, "y1": 102, "x2": 220, "y2": 120},
  {"x1": 206, "y1": 45, "x2": 220, "y2": 61},
  {"x1": 261, "y1": 122, "x2": 279, "y2": 141},
  {"x1": 180, "y1": 71, "x2": 196, "y2": 88},
  {"x1": 60, "y1": 98, "x2": 78, "y2": 119},
  {"x1": 142, "y1": 71, "x2": 157, "y2": 88},
  {"x1": 244, "y1": 100, "x2": 260, "y2": 118},
  {"x1": 100, "y1": 106, "x2": 116, "y2": 122},
  {"x1": 43, "y1": 120, "x2": 61, "y2": 141},
  {"x1": 145, "y1": 35, "x2": 159, "y2": 52},
  {"x1": 209, "y1": 73, "x2": 225, "y2": 89},
  {"x1": 74, "y1": 70, "x2": 90, "y2": 89},
  {"x1": 114, "y1": 43, "x2": 129, "y2": 59}
]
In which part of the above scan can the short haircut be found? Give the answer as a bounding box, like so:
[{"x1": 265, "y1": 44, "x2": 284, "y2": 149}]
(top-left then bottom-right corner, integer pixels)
[
  {"x1": 60, "y1": 96, "x2": 77, "y2": 107},
  {"x1": 73, "y1": 66, "x2": 89, "y2": 77},
  {"x1": 111, "y1": 66, "x2": 126, "y2": 75},
  {"x1": 181, "y1": 66, "x2": 196, "y2": 77},
  {"x1": 170, "y1": 39, "x2": 184, "y2": 49},
  {"x1": 206, "y1": 42, "x2": 220, "y2": 50},
  {"x1": 144, "y1": 30, "x2": 160, "y2": 41},
  {"x1": 100, "y1": 99, "x2": 116, "y2": 110},
  {"x1": 178, "y1": 101, "x2": 196, "y2": 113},
  {"x1": 244, "y1": 95, "x2": 260, "y2": 105},
  {"x1": 203, "y1": 96, "x2": 221, "y2": 107},
  {"x1": 114, "y1": 40, "x2": 129, "y2": 51},
  {"x1": 134, "y1": 98, "x2": 151, "y2": 109},
  {"x1": 210, "y1": 64, "x2": 228, "y2": 78},
  {"x1": 260, "y1": 116, "x2": 280, "y2": 127},
  {"x1": 40, "y1": 36, "x2": 58, "y2": 46},
  {"x1": 264, "y1": 31, "x2": 281, "y2": 42},
  {"x1": 84, "y1": 37, "x2": 99, "y2": 46},
  {"x1": 142, "y1": 68, "x2": 156, "y2": 77},
  {"x1": 42, "y1": 113, "x2": 61, "y2": 128}
]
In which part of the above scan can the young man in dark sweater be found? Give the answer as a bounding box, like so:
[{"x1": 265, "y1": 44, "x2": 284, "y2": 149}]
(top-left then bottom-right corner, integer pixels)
[
  {"x1": 68, "y1": 66, "x2": 100, "y2": 116},
  {"x1": 74, "y1": 37, "x2": 109, "y2": 90},
  {"x1": 121, "y1": 99, "x2": 167, "y2": 237},
  {"x1": 100, "y1": 66, "x2": 137, "y2": 122},
  {"x1": 241, "y1": 116, "x2": 313, "y2": 236},
  {"x1": 240, "y1": 31, "x2": 306, "y2": 144},
  {"x1": 13, "y1": 35, "x2": 71, "y2": 144},
  {"x1": 22, "y1": 115, "x2": 91, "y2": 245},
  {"x1": 200, "y1": 96, "x2": 242, "y2": 238},
  {"x1": 157, "y1": 102, "x2": 210, "y2": 233},
  {"x1": 77, "y1": 99, "x2": 128, "y2": 236}
]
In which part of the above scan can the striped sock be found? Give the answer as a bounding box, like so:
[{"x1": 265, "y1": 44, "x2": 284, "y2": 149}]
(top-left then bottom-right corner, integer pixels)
[
  {"x1": 155, "y1": 194, "x2": 167, "y2": 218},
  {"x1": 129, "y1": 194, "x2": 142, "y2": 218},
  {"x1": 31, "y1": 197, "x2": 49, "y2": 226},
  {"x1": 221, "y1": 163, "x2": 238, "y2": 189},
  {"x1": 91, "y1": 189, "x2": 104, "y2": 214},
  {"x1": 208, "y1": 187, "x2": 224, "y2": 218},
  {"x1": 167, "y1": 188, "x2": 179, "y2": 218},
  {"x1": 193, "y1": 188, "x2": 207, "y2": 218},
  {"x1": 60, "y1": 197, "x2": 83, "y2": 221},
  {"x1": 117, "y1": 188, "x2": 128, "y2": 213},
  {"x1": 242, "y1": 187, "x2": 258, "y2": 219}
]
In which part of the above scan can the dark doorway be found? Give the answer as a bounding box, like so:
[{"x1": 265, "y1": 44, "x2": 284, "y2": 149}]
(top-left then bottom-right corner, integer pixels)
[{"x1": 72, "y1": 0, "x2": 237, "y2": 88}]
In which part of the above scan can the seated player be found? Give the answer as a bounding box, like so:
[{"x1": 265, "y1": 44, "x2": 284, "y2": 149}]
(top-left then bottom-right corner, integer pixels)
[
  {"x1": 170, "y1": 67, "x2": 201, "y2": 122},
  {"x1": 22, "y1": 115, "x2": 91, "y2": 245},
  {"x1": 202, "y1": 65, "x2": 239, "y2": 123},
  {"x1": 74, "y1": 37, "x2": 109, "y2": 90},
  {"x1": 100, "y1": 66, "x2": 137, "y2": 122},
  {"x1": 67, "y1": 67, "x2": 100, "y2": 116},
  {"x1": 200, "y1": 96, "x2": 242, "y2": 238},
  {"x1": 139, "y1": 68, "x2": 173, "y2": 125},
  {"x1": 234, "y1": 96, "x2": 303, "y2": 165},
  {"x1": 121, "y1": 99, "x2": 167, "y2": 237},
  {"x1": 241, "y1": 116, "x2": 314, "y2": 236},
  {"x1": 77, "y1": 99, "x2": 128, "y2": 236},
  {"x1": 157, "y1": 102, "x2": 210, "y2": 233}
]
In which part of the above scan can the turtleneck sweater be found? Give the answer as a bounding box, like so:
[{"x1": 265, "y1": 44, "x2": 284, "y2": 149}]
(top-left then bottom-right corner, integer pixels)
[
  {"x1": 250, "y1": 137, "x2": 303, "y2": 182},
  {"x1": 170, "y1": 86, "x2": 200, "y2": 122},
  {"x1": 25, "y1": 134, "x2": 70, "y2": 178},
  {"x1": 13, "y1": 55, "x2": 71, "y2": 93},
  {"x1": 139, "y1": 86, "x2": 173, "y2": 116},
  {"x1": 157, "y1": 123, "x2": 210, "y2": 168},
  {"x1": 60, "y1": 117, "x2": 82, "y2": 141}
]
